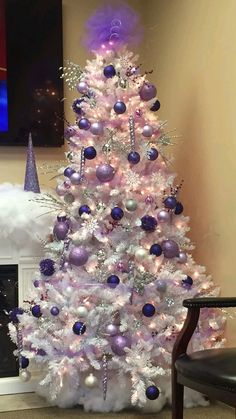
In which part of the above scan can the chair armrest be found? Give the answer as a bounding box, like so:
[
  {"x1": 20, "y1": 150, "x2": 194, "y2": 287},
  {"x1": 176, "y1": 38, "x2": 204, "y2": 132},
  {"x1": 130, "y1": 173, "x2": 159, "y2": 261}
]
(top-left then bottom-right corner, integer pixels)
[{"x1": 183, "y1": 297, "x2": 236, "y2": 309}]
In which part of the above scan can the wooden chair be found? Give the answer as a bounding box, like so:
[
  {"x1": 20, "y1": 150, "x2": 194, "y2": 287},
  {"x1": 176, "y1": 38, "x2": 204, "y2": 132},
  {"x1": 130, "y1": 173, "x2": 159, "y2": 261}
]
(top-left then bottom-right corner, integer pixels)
[{"x1": 172, "y1": 297, "x2": 236, "y2": 419}]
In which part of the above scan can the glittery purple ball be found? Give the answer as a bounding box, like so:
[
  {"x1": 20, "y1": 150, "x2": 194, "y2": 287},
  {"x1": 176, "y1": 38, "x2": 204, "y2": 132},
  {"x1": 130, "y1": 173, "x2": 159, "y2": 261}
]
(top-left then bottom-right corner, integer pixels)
[
  {"x1": 162, "y1": 240, "x2": 179, "y2": 258},
  {"x1": 69, "y1": 246, "x2": 89, "y2": 266},
  {"x1": 139, "y1": 83, "x2": 157, "y2": 101},
  {"x1": 9, "y1": 307, "x2": 24, "y2": 323},
  {"x1": 110, "y1": 334, "x2": 131, "y2": 356},
  {"x1": 72, "y1": 98, "x2": 84, "y2": 115},
  {"x1": 39, "y1": 259, "x2": 55, "y2": 276},
  {"x1": 53, "y1": 222, "x2": 69, "y2": 241},
  {"x1": 96, "y1": 163, "x2": 115, "y2": 183},
  {"x1": 141, "y1": 215, "x2": 158, "y2": 232}
]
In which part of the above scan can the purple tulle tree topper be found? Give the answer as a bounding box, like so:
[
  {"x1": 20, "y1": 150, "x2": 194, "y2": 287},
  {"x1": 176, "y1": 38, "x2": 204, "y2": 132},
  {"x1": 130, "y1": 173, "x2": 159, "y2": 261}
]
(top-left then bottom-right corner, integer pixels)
[{"x1": 83, "y1": 3, "x2": 143, "y2": 52}]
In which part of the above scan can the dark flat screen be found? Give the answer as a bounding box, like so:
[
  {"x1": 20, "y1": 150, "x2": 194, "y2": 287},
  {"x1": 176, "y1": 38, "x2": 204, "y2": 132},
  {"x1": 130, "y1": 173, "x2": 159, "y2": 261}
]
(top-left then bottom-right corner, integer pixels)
[{"x1": 0, "y1": 0, "x2": 64, "y2": 146}]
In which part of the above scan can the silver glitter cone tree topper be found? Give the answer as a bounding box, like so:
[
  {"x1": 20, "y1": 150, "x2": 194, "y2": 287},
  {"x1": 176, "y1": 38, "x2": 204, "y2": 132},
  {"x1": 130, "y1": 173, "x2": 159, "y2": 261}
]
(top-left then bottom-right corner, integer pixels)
[{"x1": 24, "y1": 133, "x2": 40, "y2": 193}]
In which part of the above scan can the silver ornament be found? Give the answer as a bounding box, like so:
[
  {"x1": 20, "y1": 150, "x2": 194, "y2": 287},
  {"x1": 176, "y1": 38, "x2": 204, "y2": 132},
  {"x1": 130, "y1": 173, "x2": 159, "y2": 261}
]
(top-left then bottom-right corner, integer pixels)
[
  {"x1": 157, "y1": 210, "x2": 171, "y2": 223},
  {"x1": 84, "y1": 373, "x2": 98, "y2": 388},
  {"x1": 77, "y1": 306, "x2": 88, "y2": 317},
  {"x1": 70, "y1": 172, "x2": 81, "y2": 185},
  {"x1": 156, "y1": 279, "x2": 167, "y2": 293},
  {"x1": 77, "y1": 80, "x2": 89, "y2": 94},
  {"x1": 90, "y1": 122, "x2": 104, "y2": 135},
  {"x1": 135, "y1": 247, "x2": 148, "y2": 260},
  {"x1": 19, "y1": 369, "x2": 31, "y2": 382},
  {"x1": 125, "y1": 199, "x2": 137, "y2": 212},
  {"x1": 142, "y1": 124, "x2": 154, "y2": 137},
  {"x1": 178, "y1": 251, "x2": 188, "y2": 264}
]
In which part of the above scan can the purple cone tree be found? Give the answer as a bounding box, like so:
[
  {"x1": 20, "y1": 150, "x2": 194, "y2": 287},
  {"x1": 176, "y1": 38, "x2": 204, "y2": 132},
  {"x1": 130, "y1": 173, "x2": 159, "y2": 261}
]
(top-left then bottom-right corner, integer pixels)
[{"x1": 9, "y1": 4, "x2": 225, "y2": 413}]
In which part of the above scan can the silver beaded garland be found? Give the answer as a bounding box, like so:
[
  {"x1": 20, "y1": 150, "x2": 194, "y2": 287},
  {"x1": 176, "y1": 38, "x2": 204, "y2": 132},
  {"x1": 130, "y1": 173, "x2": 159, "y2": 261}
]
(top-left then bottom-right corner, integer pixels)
[
  {"x1": 129, "y1": 116, "x2": 136, "y2": 150},
  {"x1": 102, "y1": 353, "x2": 108, "y2": 401}
]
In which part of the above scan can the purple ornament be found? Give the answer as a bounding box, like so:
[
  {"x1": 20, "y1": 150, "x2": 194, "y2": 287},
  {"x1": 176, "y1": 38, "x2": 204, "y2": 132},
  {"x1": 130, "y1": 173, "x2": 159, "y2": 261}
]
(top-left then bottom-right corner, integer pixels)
[
  {"x1": 146, "y1": 385, "x2": 160, "y2": 400},
  {"x1": 72, "y1": 98, "x2": 84, "y2": 115},
  {"x1": 50, "y1": 306, "x2": 60, "y2": 316},
  {"x1": 150, "y1": 99, "x2": 161, "y2": 112},
  {"x1": 156, "y1": 279, "x2": 167, "y2": 293},
  {"x1": 32, "y1": 305, "x2": 41, "y2": 318},
  {"x1": 157, "y1": 210, "x2": 171, "y2": 223},
  {"x1": 96, "y1": 163, "x2": 115, "y2": 183},
  {"x1": 103, "y1": 65, "x2": 116, "y2": 78},
  {"x1": 64, "y1": 167, "x2": 75, "y2": 178},
  {"x1": 70, "y1": 172, "x2": 82, "y2": 185},
  {"x1": 9, "y1": 307, "x2": 24, "y2": 324},
  {"x1": 107, "y1": 274, "x2": 120, "y2": 288},
  {"x1": 182, "y1": 275, "x2": 193, "y2": 287},
  {"x1": 139, "y1": 83, "x2": 157, "y2": 101},
  {"x1": 53, "y1": 222, "x2": 69, "y2": 241},
  {"x1": 142, "y1": 124, "x2": 153, "y2": 137},
  {"x1": 114, "y1": 101, "x2": 126, "y2": 114},
  {"x1": 105, "y1": 324, "x2": 119, "y2": 336},
  {"x1": 164, "y1": 196, "x2": 177, "y2": 210},
  {"x1": 175, "y1": 202, "x2": 184, "y2": 215},
  {"x1": 110, "y1": 334, "x2": 131, "y2": 356},
  {"x1": 147, "y1": 147, "x2": 159, "y2": 161},
  {"x1": 20, "y1": 356, "x2": 29, "y2": 369},
  {"x1": 63, "y1": 180, "x2": 71, "y2": 189},
  {"x1": 78, "y1": 118, "x2": 91, "y2": 130},
  {"x1": 69, "y1": 246, "x2": 89, "y2": 266},
  {"x1": 24, "y1": 133, "x2": 40, "y2": 193},
  {"x1": 73, "y1": 321, "x2": 86, "y2": 335},
  {"x1": 79, "y1": 205, "x2": 91, "y2": 216},
  {"x1": 111, "y1": 207, "x2": 124, "y2": 221},
  {"x1": 128, "y1": 151, "x2": 140, "y2": 164},
  {"x1": 162, "y1": 240, "x2": 179, "y2": 258},
  {"x1": 145, "y1": 195, "x2": 154, "y2": 205},
  {"x1": 141, "y1": 215, "x2": 158, "y2": 232},
  {"x1": 39, "y1": 259, "x2": 55, "y2": 276},
  {"x1": 77, "y1": 81, "x2": 89, "y2": 94},
  {"x1": 37, "y1": 349, "x2": 46, "y2": 356},
  {"x1": 33, "y1": 280, "x2": 40, "y2": 288},
  {"x1": 62, "y1": 261, "x2": 70, "y2": 272},
  {"x1": 64, "y1": 126, "x2": 76, "y2": 139},
  {"x1": 90, "y1": 121, "x2": 104, "y2": 135},
  {"x1": 178, "y1": 251, "x2": 188, "y2": 264},
  {"x1": 84, "y1": 146, "x2": 97, "y2": 159}
]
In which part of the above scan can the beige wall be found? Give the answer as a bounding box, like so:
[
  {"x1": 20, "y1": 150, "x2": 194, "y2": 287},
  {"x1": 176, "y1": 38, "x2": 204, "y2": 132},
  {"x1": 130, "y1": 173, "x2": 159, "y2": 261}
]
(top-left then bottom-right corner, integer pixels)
[
  {"x1": 144, "y1": 0, "x2": 236, "y2": 343},
  {"x1": 1, "y1": 0, "x2": 235, "y2": 340}
]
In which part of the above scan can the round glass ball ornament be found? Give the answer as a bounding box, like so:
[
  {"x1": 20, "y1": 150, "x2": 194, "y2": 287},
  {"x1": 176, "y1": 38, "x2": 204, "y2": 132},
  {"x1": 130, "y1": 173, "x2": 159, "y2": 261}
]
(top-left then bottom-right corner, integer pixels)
[
  {"x1": 139, "y1": 83, "x2": 157, "y2": 101},
  {"x1": 127, "y1": 151, "x2": 140, "y2": 164},
  {"x1": 70, "y1": 172, "x2": 81, "y2": 185},
  {"x1": 72, "y1": 98, "x2": 84, "y2": 115},
  {"x1": 96, "y1": 163, "x2": 115, "y2": 183},
  {"x1": 84, "y1": 373, "x2": 98, "y2": 388},
  {"x1": 56, "y1": 184, "x2": 66, "y2": 197},
  {"x1": 147, "y1": 147, "x2": 159, "y2": 161},
  {"x1": 182, "y1": 275, "x2": 193, "y2": 287},
  {"x1": 135, "y1": 247, "x2": 147, "y2": 260},
  {"x1": 110, "y1": 334, "x2": 131, "y2": 356},
  {"x1": 20, "y1": 356, "x2": 29, "y2": 369},
  {"x1": 149, "y1": 243, "x2": 162, "y2": 257},
  {"x1": 64, "y1": 167, "x2": 75, "y2": 178},
  {"x1": 156, "y1": 279, "x2": 167, "y2": 293},
  {"x1": 77, "y1": 306, "x2": 88, "y2": 317},
  {"x1": 111, "y1": 207, "x2": 124, "y2": 221},
  {"x1": 142, "y1": 303, "x2": 155, "y2": 317},
  {"x1": 53, "y1": 221, "x2": 69, "y2": 241},
  {"x1": 103, "y1": 64, "x2": 116, "y2": 78},
  {"x1": 77, "y1": 80, "x2": 89, "y2": 94},
  {"x1": 64, "y1": 193, "x2": 75, "y2": 204},
  {"x1": 84, "y1": 146, "x2": 97, "y2": 160},
  {"x1": 141, "y1": 215, "x2": 158, "y2": 232},
  {"x1": 78, "y1": 118, "x2": 91, "y2": 130},
  {"x1": 90, "y1": 121, "x2": 104, "y2": 135},
  {"x1": 150, "y1": 99, "x2": 161, "y2": 112},
  {"x1": 72, "y1": 321, "x2": 86, "y2": 335},
  {"x1": 164, "y1": 196, "x2": 177, "y2": 210},
  {"x1": 107, "y1": 274, "x2": 120, "y2": 288},
  {"x1": 113, "y1": 101, "x2": 126, "y2": 114},
  {"x1": 157, "y1": 210, "x2": 171, "y2": 223},
  {"x1": 19, "y1": 369, "x2": 31, "y2": 382},
  {"x1": 125, "y1": 199, "x2": 137, "y2": 211},
  {"x1": 162, "y1": 240, "x2": 179, "y2": 258},
  {"x1": 50, "y1": 306, "x2": 60, "y2": 316},
  {"x1": 178, "y1": 251, "x2": 188, "y2": 264},
  {"x1": 33, "y1": 280, "x2": 40, "y2": 288},
  {"x1": 175, "y1": 202, "x2": 184, "y2": 215},
  {"x1": 79, "y1": 205, "x2": 91, "y2": 216},
  {"x1": 146, "y1": 385, "x2": 160, "y2": 400},
  {"x1": 39, "y1": 259, "x2": 55, "y2": 276},
  {"x1": 69, "y1": 246, "x2": 89, "y2": 266},
  {"x1": 105, "y1": 324, "x2": 119, "y2": 336},
  {"x1": 32, "y1": 305, "x2": 41, "y2": 318},
  {"x1": 142, "y1": 125, "x2": 154, "y2": 137}
]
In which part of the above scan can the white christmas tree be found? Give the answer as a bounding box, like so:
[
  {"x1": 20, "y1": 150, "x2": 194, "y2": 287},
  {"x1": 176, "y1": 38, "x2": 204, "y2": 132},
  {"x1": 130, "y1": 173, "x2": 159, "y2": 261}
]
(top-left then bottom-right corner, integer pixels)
[{"x1": 9, "y1": 4, "x2": 225, "y2": 413}]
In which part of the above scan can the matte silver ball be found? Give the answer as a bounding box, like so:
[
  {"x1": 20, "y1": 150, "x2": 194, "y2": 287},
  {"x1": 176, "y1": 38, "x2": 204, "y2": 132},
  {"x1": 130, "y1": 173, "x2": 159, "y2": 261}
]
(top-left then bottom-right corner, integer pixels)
[
  {"x1": 105, "y1": 324, "x2": 119, "y2": 336},
  {"x1": 142, "y1": 124, "x2": 154, "y2": 137},
  {"x1": 178, "y1": 251, "x2": 188, "y2": 264},
  {"x1": 125, "y1": 199, "x2": 137, "y2": 212},
  {"x1": 84, "y1": 373, "x2": 98, "y2": 388},
  {"x1": 70, "y1": 172, "x2": 81, "y2": 185},
  {"x1": 77, "y1": 81, "x2": 89, "y2": 94},
  {"x1": 157, "y1": 210, "x2": 171, "y2": 223},
  {"x1": 90, "y1": 122, "x2": 104, "y2": 135},
  {"x1": 77, "y1": 306, "x2": 88, "y2": 317},
  {"x1": 156, "y1": 279, "x2": 167, "y2": 293},
  {"x1": 19, "y1": 370, "x2": 31, "y2": 382}
]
